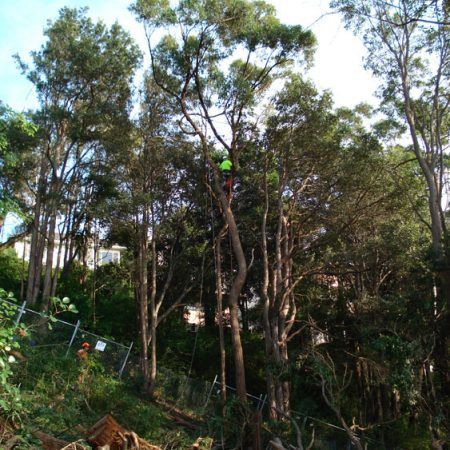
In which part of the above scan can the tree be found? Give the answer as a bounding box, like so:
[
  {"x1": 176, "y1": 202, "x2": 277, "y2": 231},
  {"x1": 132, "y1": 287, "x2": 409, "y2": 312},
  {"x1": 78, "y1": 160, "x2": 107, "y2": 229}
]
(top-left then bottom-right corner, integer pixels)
[
  {"x1": 0, "y1": 103, "x2": 38, "y2": 242},
  {"x1": 16, "y1": 7, "x2": 141, "y2": 308},
  {"x1": 106, "y1": 77, "x2": 207, "y2": 393},
  {"x1": 132, "y1": 0, "x2": 315, "y2": 401},
  {"x1": 258, "y1": 76, "x2": 339, "y2": 418},
  {"x1": 330, "y1": 0, "x2": 450, "y2": 401}
]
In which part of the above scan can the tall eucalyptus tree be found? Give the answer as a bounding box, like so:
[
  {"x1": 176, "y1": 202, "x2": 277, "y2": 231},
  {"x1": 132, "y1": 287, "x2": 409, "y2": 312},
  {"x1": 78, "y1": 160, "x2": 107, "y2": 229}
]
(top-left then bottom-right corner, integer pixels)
[
  {"x1": 132, "y1": 0, "x2": 315, "y2": 401},
  {"x1": 331, "y1": 0, "x2": 450, "y2": 395}
]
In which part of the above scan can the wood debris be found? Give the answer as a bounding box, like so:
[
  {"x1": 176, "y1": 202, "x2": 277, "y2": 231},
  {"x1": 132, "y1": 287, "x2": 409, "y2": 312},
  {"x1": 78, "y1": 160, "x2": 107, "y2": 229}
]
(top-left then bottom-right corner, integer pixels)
[
  {"x1": 34, "y1": 431, "x2": 86, "y2": 450},
  {"x1": 87, "y1": 414, "x2": 160, "y2": 450},
  {"x1": 28, "y1": 415, "x2": 161, "y2": 450}
]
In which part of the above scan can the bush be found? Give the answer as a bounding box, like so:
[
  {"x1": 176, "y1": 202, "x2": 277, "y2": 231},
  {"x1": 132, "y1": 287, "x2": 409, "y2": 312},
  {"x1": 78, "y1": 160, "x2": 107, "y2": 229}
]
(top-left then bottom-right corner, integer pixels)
[
  {"x1": 0, "y1": 248, "x2": 25, "y2": 298},
  {"x1": 0, "y1": 289, "x2": 26, "y2": 423}
]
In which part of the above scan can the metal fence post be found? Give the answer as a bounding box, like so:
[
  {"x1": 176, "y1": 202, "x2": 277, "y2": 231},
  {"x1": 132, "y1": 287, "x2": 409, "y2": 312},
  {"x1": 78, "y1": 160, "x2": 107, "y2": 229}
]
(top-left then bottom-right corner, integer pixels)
[
  {"x1": 258, "y1": 394, "x2": 267, "y2": 411},
  {"x1": 256, "y1": 393, "x2": 263, "y2": 410},
  {"x1": 203, "y1": 374, "x2": 218, "y2": 410},
  {"x1": 14, "y1": 301, "x2": 27, "y2": 326},
  {"x1": 65, "y1": 320, "x2": 80, "y2": 357},
  {"x1": 118, "y1": 341, "x2": 133, "y2": 379}
]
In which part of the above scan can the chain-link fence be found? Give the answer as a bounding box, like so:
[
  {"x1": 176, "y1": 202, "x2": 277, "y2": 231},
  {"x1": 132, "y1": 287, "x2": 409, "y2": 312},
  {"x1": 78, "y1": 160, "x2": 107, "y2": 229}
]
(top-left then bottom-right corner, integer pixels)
[
  {"x1": 3, "y1": 298, "x2": 343, "y2": 448},
  {"x1": 2, "y1": 298, "x2": 133, "y2": 377},
  {"x1": 154, "y1": 368, "x2": 267, "y2": 417}
]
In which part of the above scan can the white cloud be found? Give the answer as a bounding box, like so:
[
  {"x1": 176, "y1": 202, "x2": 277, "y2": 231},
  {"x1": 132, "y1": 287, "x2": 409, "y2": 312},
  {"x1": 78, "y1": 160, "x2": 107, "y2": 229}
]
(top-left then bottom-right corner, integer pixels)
[{"x1": 0, "y1": 0, "x2": 379, "y2": 112}]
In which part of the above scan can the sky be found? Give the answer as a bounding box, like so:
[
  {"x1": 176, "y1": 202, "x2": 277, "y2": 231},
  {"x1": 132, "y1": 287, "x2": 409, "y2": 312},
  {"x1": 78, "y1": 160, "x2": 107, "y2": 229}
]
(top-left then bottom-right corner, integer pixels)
[
  {"x1": 0, "y1": 0, "x2": 382, "y2": 241},
  {"x1": 0, "y1": 0, "x2": 380, "y2": 113}
]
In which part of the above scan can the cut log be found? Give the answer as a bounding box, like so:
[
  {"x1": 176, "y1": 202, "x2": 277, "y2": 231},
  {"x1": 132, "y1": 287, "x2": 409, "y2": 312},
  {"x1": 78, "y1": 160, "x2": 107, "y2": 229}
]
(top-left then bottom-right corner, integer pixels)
[
  {"x1": 87, "y1": 415, "x2": 126, "y2": 450},
  {"x1": 34, "y1": 431, "x2": 85, "y2": 450},
  {"x1": 87, "y1": 414, "x2": 161, "y2": 450}
]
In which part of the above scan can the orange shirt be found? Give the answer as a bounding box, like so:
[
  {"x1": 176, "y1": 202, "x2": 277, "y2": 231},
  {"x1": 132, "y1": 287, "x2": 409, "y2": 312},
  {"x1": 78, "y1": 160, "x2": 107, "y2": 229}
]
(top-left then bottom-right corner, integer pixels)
[{"x1": 77, "y1": 349, "x2": 89, "y2": 360}]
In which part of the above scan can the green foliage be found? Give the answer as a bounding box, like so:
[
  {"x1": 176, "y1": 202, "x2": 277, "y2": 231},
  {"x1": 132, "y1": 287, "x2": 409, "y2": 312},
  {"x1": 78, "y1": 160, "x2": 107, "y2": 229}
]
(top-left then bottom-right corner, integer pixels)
[
  {"x1": 0, "y1": 103, "x2": 38, "y2": 222},
  {"x1": 13, "y1": 347, "x2": 206, "y2": 448},
  {"x1": 58, "y1": 261, "x2": 135, "y2": 340},
  {"x1": 1, "y1": 3, "x2": 447, "y2": 449},
  {"x1": 89, "y1": 263, "x2": 135, "y2": 339},
  {"x1": 0, "y1": 248, "x2": 25, "y2": 297},
  {"x1": 0, "y1": 289, "x2": 26, "y2": 423}
]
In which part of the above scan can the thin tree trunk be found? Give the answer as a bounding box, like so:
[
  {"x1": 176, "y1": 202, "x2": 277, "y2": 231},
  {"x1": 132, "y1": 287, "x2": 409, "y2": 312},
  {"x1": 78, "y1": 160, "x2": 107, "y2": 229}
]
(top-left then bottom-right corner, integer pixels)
[
  {"x1": 401, "y1": 56, "x2": 450, "y2": 396},
  {"x1": 261, "y1": 158, "x2": 279, "y2": 420},
  {"x1": 215, "y1": 225, "x2": 228, "y2": 402},
  {"x1": 91, "y1": 229, "x2": 98, "y2": 328},
  {"x1": 221, "y1": 195, "x2": 247, "y2": 401},
  {"x1": 41, "y1": 209, "x2": 57, "y2": 311},
  {"x1": 149, "y1": 204, "x2": 157, "y2": 395},
  {"x1": 138, "y1": 208, "x2": 150, "y2": 392},
  {"x1": 26, "y1": 156, "x2": 47, "y2": 305},
  {"x1": 20, "y1": 239, "x2": 27, "y2": 301},
  {"x1": 179, "y1": 93, "x2": 247, "y2": 401},
  {"x1": 51, "y1": 235, "x2": 63, "y2": 298}
]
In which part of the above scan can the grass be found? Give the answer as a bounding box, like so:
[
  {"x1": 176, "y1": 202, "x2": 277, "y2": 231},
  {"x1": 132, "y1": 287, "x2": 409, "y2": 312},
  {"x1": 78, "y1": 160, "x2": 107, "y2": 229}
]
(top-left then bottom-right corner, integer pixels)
[{"x1": 10, "y1": 347, "x2": 213, "y2": 449}]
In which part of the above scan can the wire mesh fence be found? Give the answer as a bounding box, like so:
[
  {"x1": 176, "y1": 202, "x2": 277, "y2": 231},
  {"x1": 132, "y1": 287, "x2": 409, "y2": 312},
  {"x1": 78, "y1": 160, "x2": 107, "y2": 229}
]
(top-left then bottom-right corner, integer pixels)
[
  {"x1": 3, "y1": 298, "x2": 342, "y2": 448},
  {"x1": 155, "y1": 366, "x2": 214, "y2": 414},
  {"x1": 1, "y1": 298, "x2": 133, "y2": 377}
]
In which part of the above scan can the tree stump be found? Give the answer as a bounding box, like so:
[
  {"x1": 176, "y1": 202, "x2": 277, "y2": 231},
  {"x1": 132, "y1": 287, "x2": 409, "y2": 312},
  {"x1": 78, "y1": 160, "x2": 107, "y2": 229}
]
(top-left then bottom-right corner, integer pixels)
[{"x1": 87, "y1": 414, "x2": 160, "y2": 450}]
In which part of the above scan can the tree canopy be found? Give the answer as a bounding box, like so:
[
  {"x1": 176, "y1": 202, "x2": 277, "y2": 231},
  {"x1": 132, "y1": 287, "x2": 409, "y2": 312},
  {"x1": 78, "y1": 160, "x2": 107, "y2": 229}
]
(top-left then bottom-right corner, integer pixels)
[{"x1": 0, "y1": 2, "x2": 448, "y2": 449}]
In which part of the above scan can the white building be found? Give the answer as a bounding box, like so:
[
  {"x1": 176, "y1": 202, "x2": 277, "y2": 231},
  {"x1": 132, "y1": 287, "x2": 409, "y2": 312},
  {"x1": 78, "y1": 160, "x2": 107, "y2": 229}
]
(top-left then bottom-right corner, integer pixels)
[{"x1": 14, "y1": 237, "x2": 125, "y2": 269}]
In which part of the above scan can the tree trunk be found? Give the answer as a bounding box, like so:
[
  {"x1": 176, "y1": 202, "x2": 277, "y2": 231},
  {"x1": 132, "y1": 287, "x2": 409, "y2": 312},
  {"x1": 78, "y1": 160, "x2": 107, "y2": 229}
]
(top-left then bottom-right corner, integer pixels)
[
  {"x1": 41, "y1": 209, "x2": 57, "y2": 312},
  {"x1": 219, "y1": 192, "x2": 247, "y2": 401},
  {"x1": 51, "y1": 229, "x2": 64, "y2": 298},
  {"x1": 261, "y1": 160, "x2": 291, "y2": 419},
  {"x1": 179, "y1": 96, "x2": 247, "y2": 401},
  {"x1": 215, "y1": 225, "x2": 228, "y2": 401},
  {"x1": 26, "y1": 156, "x2": 48, "y2": 305},
  {"x1": 138, "y1": 210, "x2": 150, "y2": 393},
  {"x1": 149, "y1": 206, "x2": 157, "y2": 395},
  {"x1": 402, "y1": 62, "x2": 450, "y2": 397}
]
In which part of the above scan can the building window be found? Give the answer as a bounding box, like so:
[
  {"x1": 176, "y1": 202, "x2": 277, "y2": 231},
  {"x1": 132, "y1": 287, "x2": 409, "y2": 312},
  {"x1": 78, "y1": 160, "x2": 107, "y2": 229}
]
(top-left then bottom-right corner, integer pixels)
[{"x1": 98, "y1": 250, "x2": 120, "y2": 265}]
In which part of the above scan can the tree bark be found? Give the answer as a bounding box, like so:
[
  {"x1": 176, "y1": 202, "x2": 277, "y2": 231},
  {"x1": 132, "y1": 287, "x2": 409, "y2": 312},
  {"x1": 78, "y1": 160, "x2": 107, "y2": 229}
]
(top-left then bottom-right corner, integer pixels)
[
  {"x1": 178, "y1": 97, "x2": 248, "y2": 401},
  {"x1": 138, "y1": 207, "x2": 150, "y2": 393},
  {"x1": 41, "y1": 208, "x2": 57, "y2": 311},
  {"x1": 149, "y1": 204, "x2": 157, "y2": 395},
  {"x1": 261, "y1": 154, "x2": 295, "y2": 418},
  {"x1": 26, "y1": 155, "x2": 48, "y2": 305},
  {"x1": 215, "y1": 225, "x2": 228, "y2": 402}
]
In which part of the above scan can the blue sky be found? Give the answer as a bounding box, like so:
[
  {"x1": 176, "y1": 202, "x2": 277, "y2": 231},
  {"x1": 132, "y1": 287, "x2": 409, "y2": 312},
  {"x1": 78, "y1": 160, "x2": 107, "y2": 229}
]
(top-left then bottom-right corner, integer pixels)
[
  {"x1": 0, "y1": 0, "x2": 379, "y2": 113},
  {"x1": 0, "y1": 0, "x2": 381, "y2": 241}
]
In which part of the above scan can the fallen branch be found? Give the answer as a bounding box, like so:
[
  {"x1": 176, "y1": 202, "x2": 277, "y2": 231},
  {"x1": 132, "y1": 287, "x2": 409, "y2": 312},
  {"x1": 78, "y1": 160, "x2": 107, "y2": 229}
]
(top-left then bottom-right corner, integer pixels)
[{"x1": 171, "y1": 414, "x2": 200, "y2": 430}]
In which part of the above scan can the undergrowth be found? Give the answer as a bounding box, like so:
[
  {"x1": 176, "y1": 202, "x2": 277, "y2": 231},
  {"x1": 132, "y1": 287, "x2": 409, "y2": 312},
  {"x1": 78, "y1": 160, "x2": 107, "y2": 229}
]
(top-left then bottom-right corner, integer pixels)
[{"x1": 10, "y1": 348, "x2": 209, "y2": 449}]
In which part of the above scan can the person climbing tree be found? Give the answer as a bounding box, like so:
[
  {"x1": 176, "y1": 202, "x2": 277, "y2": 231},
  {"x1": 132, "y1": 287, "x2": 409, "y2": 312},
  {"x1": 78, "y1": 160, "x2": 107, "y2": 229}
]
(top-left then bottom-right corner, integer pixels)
[{"x1": 219, "y1": 155, "x2": 233, "y2": 195}]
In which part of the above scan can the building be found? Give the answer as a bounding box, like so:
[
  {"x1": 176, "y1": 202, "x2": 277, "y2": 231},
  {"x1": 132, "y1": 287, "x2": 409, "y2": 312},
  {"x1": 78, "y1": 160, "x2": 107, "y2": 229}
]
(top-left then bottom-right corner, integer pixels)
[{"x1": 13, "y1": 237, "x2": 125, "y2": 269}]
